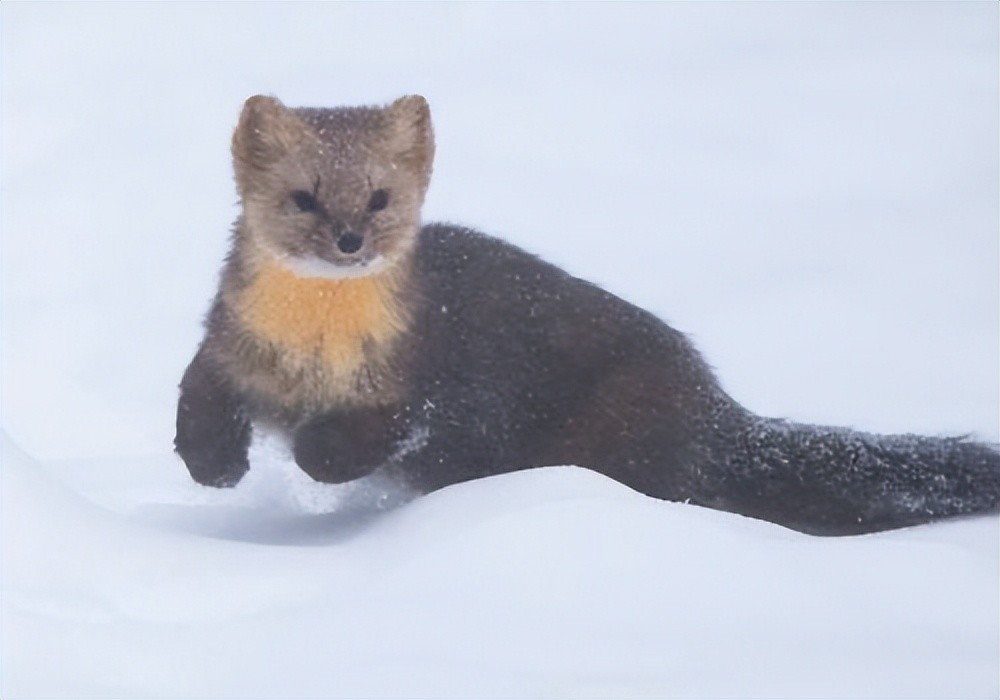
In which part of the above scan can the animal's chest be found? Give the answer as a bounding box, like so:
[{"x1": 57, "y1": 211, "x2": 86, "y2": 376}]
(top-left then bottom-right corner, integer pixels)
[{"x1": 228, "y1": 264, "x2": 407, "y2": 415}]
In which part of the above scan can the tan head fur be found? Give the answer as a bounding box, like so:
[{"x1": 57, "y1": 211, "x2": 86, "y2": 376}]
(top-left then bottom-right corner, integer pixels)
[{"x1": 232, "y1": 94, "x2": 434, "y2": 277}]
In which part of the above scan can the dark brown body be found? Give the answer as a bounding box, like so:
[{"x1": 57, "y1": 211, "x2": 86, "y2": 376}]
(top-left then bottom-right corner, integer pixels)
[
  {"x1": 178, "y1": 223, "x2": 1000, "y2": 535},
  {"x1": 175, "y1": 95, "x2": 1000, "y2": 536}
]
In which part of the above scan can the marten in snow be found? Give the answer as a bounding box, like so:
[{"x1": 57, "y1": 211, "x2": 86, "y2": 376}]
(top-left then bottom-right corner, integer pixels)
[{"x1": 175, "y1": 94, "x2": 999, "y2": 536}]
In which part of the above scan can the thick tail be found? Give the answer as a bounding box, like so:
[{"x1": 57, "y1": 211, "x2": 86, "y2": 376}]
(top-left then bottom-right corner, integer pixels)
[{"x1": 695, "y1": 417, "x2": 1000, "y2": 536}]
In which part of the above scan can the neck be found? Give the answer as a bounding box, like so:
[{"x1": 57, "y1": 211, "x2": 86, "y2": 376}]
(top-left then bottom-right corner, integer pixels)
[{"x1": 230, "y1": 250, "x2": 412, "y2": 371}]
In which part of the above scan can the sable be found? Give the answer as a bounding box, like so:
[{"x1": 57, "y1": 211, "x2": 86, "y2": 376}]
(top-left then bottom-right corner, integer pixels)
[{"x1": 176, "y1": 94, "x2": 1000, "y2": 535}]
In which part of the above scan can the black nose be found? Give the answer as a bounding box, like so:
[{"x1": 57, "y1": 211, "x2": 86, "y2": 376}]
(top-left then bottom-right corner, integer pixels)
[{"x1": 337, "y1": 232, "x2": 363, "y2": 254}]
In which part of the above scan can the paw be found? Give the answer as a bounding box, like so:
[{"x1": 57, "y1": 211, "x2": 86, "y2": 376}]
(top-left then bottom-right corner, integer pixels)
[
  {"x1": 174, "y1": 438, "x2": 250, "y2": 488},
  {"x1": 293, "y1": 413, "x2": 395, "y2": 484},
  {"x1": 174, "y1": 396, "x2": 251, "y2": 488}
]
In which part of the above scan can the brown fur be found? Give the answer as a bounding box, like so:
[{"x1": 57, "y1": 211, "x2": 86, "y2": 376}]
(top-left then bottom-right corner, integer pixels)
[{"x1": 230, "y1": 95, "x2": 433, "y2": 275}]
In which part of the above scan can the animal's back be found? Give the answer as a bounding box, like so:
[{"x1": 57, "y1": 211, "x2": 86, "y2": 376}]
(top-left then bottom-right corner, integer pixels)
[{"x1": 397, "y1": 223, "x2": 744, "y2": 497}]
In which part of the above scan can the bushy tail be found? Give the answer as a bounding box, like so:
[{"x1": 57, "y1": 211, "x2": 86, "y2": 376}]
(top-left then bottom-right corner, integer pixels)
[{"x1": 697, "y1": 417, "x2": 1000, "y2": 536}]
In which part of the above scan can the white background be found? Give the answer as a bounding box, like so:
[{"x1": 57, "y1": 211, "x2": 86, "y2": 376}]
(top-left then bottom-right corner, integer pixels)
[{"x1": 2, "y1": 4, "x2": 997, "y2": 698}]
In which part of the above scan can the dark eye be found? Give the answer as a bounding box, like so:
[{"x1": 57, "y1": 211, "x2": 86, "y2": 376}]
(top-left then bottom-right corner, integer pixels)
[
  {"x1": 290, "y1": 190, "x2": 318, "y2": 213},
  {"x1": 367, "y1": 188, "x2": 390, "y2": 212}
]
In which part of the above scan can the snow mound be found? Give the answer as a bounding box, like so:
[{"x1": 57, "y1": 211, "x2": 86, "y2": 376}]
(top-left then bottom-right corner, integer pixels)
[{"x1": 2, "y1": 431, "x2": 997, "y2": 698}]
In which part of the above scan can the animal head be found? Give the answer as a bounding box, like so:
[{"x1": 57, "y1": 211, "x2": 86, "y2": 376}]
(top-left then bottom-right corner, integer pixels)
[{"x1": 232, "y1": 94, "x2": 434, "y2": 278}]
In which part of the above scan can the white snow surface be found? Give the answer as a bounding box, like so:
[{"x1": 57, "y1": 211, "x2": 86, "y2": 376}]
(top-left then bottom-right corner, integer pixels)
[{"x1": 2, "y1": 4, "x2": 998, "y2": 698}]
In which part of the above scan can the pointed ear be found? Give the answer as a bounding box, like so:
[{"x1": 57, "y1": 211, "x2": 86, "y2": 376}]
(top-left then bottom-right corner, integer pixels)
[
  {"x1": 386, "y1": 95, "x2": 435, "y2": 179},
  {"x1": 231, "y1": 95, "x2": 308, "y2": 189}
]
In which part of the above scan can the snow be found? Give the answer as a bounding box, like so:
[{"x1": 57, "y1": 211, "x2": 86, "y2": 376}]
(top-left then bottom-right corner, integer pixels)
[
  {"x1": 2, "y1": 3, "x2": 998, "y2": 698},
  {"x1": 4, "y1": 430, "x2": 998, "y2": 698}
]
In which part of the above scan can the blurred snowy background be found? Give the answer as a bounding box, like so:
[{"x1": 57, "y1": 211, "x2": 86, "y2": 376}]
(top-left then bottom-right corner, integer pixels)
[{"x1": 1, "y1": 3, "x2": 997, "y2": 698}]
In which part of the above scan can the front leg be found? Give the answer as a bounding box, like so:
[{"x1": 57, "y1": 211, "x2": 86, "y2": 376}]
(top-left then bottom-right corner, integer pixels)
[
  {"x1": 293, "y1": 405, "x2": 406, "y2": 484},
  {"x1": 175, "y1": 346, "x2": 251, "y2": 487}
]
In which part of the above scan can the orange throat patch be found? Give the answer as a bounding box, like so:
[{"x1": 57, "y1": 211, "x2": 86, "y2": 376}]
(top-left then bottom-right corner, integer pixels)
[{"x1": 233, "y1": 260, "x2": 408, "y2": 374}]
